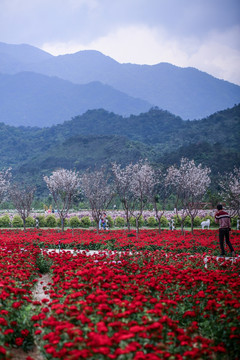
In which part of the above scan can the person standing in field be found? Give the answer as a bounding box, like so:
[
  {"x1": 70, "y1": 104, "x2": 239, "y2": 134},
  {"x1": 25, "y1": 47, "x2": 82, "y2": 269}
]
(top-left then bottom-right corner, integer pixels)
[{"x1": 215, "y1": 204, "x2": 236, "y2": 257}]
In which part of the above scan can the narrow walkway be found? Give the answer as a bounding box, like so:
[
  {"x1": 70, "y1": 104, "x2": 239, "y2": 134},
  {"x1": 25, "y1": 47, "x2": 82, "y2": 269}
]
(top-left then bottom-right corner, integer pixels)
[{"x1": 11, "y1": 274, "x2": 51, "y2": 360}]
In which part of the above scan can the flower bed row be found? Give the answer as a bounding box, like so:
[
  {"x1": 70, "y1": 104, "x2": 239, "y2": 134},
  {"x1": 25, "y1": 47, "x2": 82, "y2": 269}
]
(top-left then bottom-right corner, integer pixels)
[{"x1": 0, "y1": 228, "x2": 239, "y2": 255}]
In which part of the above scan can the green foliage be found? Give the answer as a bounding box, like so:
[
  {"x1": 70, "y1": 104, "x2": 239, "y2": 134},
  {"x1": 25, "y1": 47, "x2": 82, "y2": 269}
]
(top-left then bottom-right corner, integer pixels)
[
  {"x1": 0, "y1": 214, "x2": 11, "y2": 227},
  {"x1": 184, "y1": 216, "x2": 191, "y2": 227},
  {"x1": 114, "y1": 216, "x2": 125, "y2": 227},
  {"x1": 0, "y1": 106, "x2": 239, "y2": 197},
  {"x1": 25, "y1": 216, "x2": 35, "y2": 227},
  {"x1": 69, "y1": 216, "x2": 81, "y2": 228},
  {"x1": 173, "y1": 215, "x2": 181, "y2": 227},
  {"x1": 231, "y1": 216, "x2": 238, "y2": 227},
  {"x1": 57, "y1": 217, "x2": 69, "y2": 228},
  {"x1": 45, "y1": 215, "x2": 57, "y2": 227},
  {"x1": 194, "y1": 216, "x2": 202, "y2": 227},
  {"x1": 129, "y1": 215, "x2": 144, "y2": 227},
  {"x1": 12, "y1": 215, "x2": 23, "y2": 228},
  {"x1": 106, "y1": 215, "x2": 114, "y2": 228},
  {"x1": 147, "y1": 216, "x2": 157, "y2": 227},
  {"x1": 35, "y1": 253, "x2": 52, "y2": 274},
  {"x1": 160, "y1": 216, "x2": 168, "y2": 227},
  {"x1": 80, "y1": 216, "x2": 91, "y2": 228},
  {"x1": 36, "y1": 215, "x2": 46, "y2": 227}
]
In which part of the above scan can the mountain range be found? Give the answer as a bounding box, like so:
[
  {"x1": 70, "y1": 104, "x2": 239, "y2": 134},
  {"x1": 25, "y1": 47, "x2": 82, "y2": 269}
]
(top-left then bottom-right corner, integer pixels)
[{"x1": 0, "y1": 42, "x2": 240, "y2": 126}]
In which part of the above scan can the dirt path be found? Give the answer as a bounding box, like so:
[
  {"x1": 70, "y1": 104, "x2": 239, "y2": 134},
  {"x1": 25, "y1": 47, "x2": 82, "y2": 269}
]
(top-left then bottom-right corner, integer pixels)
[{"x1": 11, "y1": 274, "x2": 52, "y2": 360}]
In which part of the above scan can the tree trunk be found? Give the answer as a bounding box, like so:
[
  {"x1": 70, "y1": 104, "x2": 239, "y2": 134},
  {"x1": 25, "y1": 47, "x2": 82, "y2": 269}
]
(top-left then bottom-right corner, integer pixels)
[
  {"x1": 158, "y1": 220, "x2": 161, "y2": 234},
  {"x1": 61, "y1": 218, "x2": 64, "y2": 232},
  {"x1": 181, "y1": 222, "x2": 184, "y2": 235},
  {"x1": 191, "y1": 217, "x2": 194, "y2": 234},
  {"x1": 136, "y1": 217, "x2": 139, "y2": 239}
]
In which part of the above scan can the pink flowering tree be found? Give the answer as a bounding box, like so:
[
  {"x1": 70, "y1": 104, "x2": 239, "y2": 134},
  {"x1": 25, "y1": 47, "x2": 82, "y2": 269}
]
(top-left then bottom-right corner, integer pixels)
[
  {"x1": 166, "y1": 158, "x2": 211, "y2": 234},
  {"x1": 112, "y1": 162, "x2": 136, "y2": 231},
  {"x1": 0, "y1": 168, "x2": 11, "y2": 205},
  {"x1": 9, "y1": 184, "x2": 35, "y2": 231},
  {"x1": 44, "y1": 169, "x2": 80, "y2": 231},
  {"x1": 219, "y1": 167, "x2": 240, "y2": 217},
  {"x1": 112, "y1": 161, "x2": 156, "y2": 235},
  {"x1": 129, "y1": 161, "x2": 157, "y2": 236},
  {"x1": 81, "y1": 167, "x2": 114, "y2": 232}
]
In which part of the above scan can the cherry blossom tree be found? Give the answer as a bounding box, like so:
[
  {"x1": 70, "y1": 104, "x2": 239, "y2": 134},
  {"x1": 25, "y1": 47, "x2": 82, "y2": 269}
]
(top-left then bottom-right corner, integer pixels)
[
  {"x1": 166, "y1": 158, "x2": 211, "y2": 234},
  {"x1": 44, "y1": 169, "x2": 80, "y2": 231},
  {"x1": 81, "y1": 167, "x2": 114, "y2": 232},
  {"x1": 0, "y1": 168, "x2": 11, "y2": 205},
  {"x1": 112, "y1": 161, "x2": 156, "y2": 235},
  {"x1": 130, "y1": 161, "x2": 157, "y2": 236},
  {"x1": 9, "y1": 184, "x2": 35, "y2": 231},
  {"x1": 112, "y1": 162, "x2": 135, "y2": 231},
  {"x1": 219, "y1": 167, "x2": 240, "y2": 217}
]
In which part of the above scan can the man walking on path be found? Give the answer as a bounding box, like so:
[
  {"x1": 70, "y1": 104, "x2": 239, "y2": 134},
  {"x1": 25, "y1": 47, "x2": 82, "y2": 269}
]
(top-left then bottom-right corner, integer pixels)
[{"x1": 215, "y1": 204, "x2": 236, "y2": 257}]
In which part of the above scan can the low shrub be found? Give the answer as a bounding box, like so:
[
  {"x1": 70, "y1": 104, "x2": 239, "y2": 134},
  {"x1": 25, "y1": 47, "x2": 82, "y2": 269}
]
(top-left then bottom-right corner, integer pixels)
[
  {"x1": 106, "y1": 215, "x2": 114, "y2": 228},
  {"x1": 115, "y1": 216, "x2": 125, "y2": 228},
  {"x1": 0, "y1": 214, "x2": 11, "y2": 227},
  {"x1": 12, "y1": 215, "x2": 23, "y2": 228},
  {"x1": 193, "y1": 216, "x2": 202, "y2": 227},
  {"x1": 129, "y1": 215, "x2": 144, "y2": 227},
  {"x1": 147, "y1": 216, "x2": 157, "y2": 227},
  {"x1": 69, "y1": 216, "x2": 81, "y2": 228},
  {"x1": 57, "y1": 218, "x2": 69, "y2": 228},
  {"x1": 80, "y1": 216, "x2": 91, "y2": 228},
  {"x1": 36, "y1": 215, "x2": 46, "y2": 227},
  {"x1": 184, "y1": 216, "x2": 191, "y2": 227},
  {"x1": 45, "y1": 215, "x2": 57, "y2": 228},
  {"x1": 25, "y1": 216, "x2": 35, "y2": 227},
  {"x1": 160, "y1": 216, "x2": 168, "y2": 227}
]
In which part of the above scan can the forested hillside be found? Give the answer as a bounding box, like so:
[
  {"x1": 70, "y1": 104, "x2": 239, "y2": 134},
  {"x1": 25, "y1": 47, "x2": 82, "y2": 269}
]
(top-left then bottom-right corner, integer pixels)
[{"x1": 0, "y1": 105, "x2": 239, "y2": 196}]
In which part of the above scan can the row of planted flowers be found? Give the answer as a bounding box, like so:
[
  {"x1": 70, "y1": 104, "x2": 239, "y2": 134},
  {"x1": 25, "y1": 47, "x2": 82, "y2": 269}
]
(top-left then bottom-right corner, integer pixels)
[
  {"x1": 1, "y1": 228, "x2": 240, "y2": 255},
  {"x1": 0, "y1": 229, "x2": 239, "y2": 359}
]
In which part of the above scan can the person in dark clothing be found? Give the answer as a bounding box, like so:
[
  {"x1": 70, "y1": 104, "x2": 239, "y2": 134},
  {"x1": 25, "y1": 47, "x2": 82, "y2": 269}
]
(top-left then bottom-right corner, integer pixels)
[{"x1": 215, "y1": 204, "x2": 236, "y2": 257}]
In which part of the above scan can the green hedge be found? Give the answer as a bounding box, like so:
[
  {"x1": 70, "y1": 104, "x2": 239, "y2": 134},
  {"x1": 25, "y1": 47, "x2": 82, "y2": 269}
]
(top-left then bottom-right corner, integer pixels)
[
  {"x1": 12, "y1": 215, "x2": 23, "y2": 228},
  {"x1": 115, "y1": 216, "x2": 125, "y2": 227},
  {"x1": 0, "y1": 214, "x2": 11, "y2": 227}
]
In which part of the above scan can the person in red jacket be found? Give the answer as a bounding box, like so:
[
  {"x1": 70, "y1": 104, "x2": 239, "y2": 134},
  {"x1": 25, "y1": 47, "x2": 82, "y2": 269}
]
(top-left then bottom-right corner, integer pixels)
[{"x1": 215, "y1": 204, "x2": 236, "y2": 257}]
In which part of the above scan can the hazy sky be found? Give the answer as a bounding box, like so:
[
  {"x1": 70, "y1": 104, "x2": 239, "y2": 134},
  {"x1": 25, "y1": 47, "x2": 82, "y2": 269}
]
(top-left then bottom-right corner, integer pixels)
[{"x1": 1, "y1": 0, "x2": 240, "y2": 85}]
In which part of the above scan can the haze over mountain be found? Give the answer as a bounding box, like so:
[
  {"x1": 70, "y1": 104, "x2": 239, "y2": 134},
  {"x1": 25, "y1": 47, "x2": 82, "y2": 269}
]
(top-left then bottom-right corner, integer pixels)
[
  {"x1": 0, "y1": 42, "x2": 240, "y2": 126},
  {"x1": 0, "y1": 72, "x2": 151, "y2": 127}
]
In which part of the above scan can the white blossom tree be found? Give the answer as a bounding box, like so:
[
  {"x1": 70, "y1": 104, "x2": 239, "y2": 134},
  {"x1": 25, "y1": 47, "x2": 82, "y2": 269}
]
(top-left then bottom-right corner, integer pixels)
[
  {"x1": 112, "y1": 162, "x2": 136, "y2": 231},
  {"x1": 166, "y1": 158, "x2": 211, "y2": 234},
  {"x1": 130, "y1": 161, "x2": 157, "y2": 236},
  {"x1": 9, "y1": 184, "x2": 35, "y2": 231},
  {"x1": 112, "y1": 161, "x2": 156, "y2": 235},
  {"x1": 0, "y1": 168, "x2": 11, "y2": 205},
  {"x1": 81, "y1": 167, "x2": 114, "y2": 232},
  {"x1": 44, "y1": 169, "x2": 81, "y2": 231},
  {"x1": 219, "y1": 167, "x2": 240, "y2": 217}
]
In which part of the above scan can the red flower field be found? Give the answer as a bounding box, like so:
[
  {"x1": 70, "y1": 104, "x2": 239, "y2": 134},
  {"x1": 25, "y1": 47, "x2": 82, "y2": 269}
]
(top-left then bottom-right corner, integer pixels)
[{"x1": 0, "y1": 229, "x2": 239, "y2": 359}]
